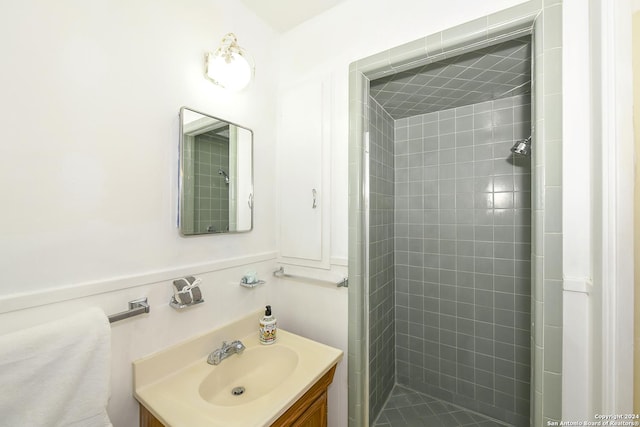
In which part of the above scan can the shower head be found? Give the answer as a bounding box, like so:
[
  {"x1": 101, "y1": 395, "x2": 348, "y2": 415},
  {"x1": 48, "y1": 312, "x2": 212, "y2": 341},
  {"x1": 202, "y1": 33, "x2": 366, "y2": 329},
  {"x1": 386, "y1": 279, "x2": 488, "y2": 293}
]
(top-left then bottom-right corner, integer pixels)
[
  {"x1": 218, "y1": 168, "x2": 230, "y2": 184},
  {"x1": 510, "y1": 136, "x2": 532, "y2": 157}
]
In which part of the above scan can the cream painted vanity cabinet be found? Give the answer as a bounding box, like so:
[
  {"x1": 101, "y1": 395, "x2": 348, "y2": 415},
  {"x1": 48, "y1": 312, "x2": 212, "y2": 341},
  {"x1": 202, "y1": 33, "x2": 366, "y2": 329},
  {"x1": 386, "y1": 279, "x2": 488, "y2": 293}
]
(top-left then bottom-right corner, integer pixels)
[{"x1": 277, "y1": 76, "x2": 332, "y2": 269}]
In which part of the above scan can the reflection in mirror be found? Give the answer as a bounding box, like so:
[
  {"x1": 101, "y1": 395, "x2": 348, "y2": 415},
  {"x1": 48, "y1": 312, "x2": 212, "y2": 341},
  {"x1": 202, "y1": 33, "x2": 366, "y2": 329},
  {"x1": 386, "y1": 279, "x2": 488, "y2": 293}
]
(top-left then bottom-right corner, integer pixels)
[{"x1": 179, "y1": 107, "x2": 253, "y2": 235}]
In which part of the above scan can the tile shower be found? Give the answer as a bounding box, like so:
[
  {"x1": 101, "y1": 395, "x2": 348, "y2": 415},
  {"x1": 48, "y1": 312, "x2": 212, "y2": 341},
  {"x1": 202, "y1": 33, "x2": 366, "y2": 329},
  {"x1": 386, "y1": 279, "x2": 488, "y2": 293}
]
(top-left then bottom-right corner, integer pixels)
[{"x1": 367, "y1": 38, "x2": 532, "y2": 427}]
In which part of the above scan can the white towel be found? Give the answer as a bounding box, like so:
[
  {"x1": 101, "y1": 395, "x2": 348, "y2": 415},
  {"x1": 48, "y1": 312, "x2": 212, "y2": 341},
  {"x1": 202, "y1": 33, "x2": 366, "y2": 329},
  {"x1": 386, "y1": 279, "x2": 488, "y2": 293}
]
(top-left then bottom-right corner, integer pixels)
[{"x1": 0, "y1": 307, "x2": 112, "y2": 427}]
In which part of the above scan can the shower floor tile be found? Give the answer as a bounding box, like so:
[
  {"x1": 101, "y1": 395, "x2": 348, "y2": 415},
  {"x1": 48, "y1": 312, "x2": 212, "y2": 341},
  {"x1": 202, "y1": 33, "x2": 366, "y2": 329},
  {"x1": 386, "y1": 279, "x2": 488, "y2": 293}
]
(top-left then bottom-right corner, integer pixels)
[{"x1": 372, "y1": 385, "x2": 512, "y2": 427}]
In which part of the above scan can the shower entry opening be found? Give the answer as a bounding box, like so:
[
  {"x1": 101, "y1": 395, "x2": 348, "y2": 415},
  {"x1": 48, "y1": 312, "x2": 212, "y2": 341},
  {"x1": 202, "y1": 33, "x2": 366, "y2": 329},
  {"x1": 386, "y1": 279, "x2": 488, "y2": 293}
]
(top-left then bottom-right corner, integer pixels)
[
  {"x1": 368, "y1": 36, "x2": 532, "y2": 427},
  {"x1": 347, "y1": 5, "x2": 563, "y2": 426}
]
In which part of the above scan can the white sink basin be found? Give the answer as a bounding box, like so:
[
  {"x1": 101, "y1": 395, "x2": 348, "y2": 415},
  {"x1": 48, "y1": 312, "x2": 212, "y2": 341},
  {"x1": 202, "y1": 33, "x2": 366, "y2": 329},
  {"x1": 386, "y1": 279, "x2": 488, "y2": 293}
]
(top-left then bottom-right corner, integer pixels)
[
  {"x1": 198, "y1": 344, "x2": 299, "y2": 406},
  {"x1": 133, "y1": 311, "x2": 342, "y2": 427}
]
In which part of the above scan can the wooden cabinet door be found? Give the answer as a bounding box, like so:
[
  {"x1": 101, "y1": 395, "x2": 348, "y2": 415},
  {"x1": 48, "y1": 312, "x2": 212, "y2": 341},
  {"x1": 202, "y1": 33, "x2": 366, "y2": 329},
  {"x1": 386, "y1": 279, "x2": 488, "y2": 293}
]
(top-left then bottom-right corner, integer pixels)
[
  {"x1": 139, "y1": 404, "x2": 165, "y2": 427},
  {"x1": 291, "y1": 391, "x2": 327, "y2": 427},
  {"x1": 140, "y1": 367, "x2": 336, "y2": 427}
]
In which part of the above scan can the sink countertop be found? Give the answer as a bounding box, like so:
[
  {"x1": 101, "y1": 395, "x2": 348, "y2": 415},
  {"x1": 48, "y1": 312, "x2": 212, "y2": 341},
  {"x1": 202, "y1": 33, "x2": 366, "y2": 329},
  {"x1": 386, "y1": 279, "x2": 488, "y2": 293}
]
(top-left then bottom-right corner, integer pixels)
[{"x1": 133, "y1": 311, "x2": 343, "y2": 427}]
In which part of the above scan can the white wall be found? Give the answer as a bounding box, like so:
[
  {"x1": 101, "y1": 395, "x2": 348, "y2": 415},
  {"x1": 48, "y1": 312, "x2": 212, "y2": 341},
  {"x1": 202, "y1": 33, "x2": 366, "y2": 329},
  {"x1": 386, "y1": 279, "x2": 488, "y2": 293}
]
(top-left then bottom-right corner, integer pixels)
[
  {"x1": 0, "y1": 1, "x2": 280, "y2": 426},
  {"x1": 0, "y1": 0, "x2": 278, "y2": 294},
  {"x1": 595, "y1": 0, "x2": 635, "y2": 413},
  {"x1": 562, "y1": 0, "x2": 636, "y2": 417},
  {"x1": 0, "y1": 257, "x2": 278, "y2": 426},
  {"x1": 562, "y1": 0, "x2": 594, "y2": 419},
  {"x1": 271, "y1": 270, "x2": 349, "y2": 427}
]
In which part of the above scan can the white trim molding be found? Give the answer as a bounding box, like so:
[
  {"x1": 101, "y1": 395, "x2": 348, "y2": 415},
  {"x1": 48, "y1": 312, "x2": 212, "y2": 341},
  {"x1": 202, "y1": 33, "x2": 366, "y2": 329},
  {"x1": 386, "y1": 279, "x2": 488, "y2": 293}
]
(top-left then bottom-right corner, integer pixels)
[
  {"x1": 0, "y1": 251, "x2": 278, "y2": 315},
  {"x1": 598, "y1": 0, "x2": 635, "y2": 413}
]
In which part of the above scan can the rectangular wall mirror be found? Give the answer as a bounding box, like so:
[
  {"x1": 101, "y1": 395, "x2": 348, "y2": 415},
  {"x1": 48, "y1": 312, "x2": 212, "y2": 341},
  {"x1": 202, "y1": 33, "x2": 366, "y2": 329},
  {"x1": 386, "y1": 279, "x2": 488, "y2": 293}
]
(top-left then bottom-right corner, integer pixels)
[{"x1": 179, "y1": 107, "x2": 253, "y2": 235}]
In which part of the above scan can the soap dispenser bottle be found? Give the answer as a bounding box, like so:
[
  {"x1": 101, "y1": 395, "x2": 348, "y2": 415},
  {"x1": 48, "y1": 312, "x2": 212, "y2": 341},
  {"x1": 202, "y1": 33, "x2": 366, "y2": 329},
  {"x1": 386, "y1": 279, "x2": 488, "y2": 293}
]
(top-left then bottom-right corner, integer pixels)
[{"x1": 259, "y1": 305, "x2": 277, "y2": 345}]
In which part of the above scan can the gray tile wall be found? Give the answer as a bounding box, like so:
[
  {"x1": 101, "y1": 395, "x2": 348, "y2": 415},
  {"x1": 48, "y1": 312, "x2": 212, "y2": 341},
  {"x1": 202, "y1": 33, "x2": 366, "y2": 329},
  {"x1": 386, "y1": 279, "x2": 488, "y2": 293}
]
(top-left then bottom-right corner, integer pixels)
[
  {"x1": 368, "y1": 97, "x2": 396, "y2": 420},
  {"x1": 533, "y1": 3, "x2": 564, "y2": 424},
  {"x1": 394, "y1": 95, "x2": 532, "y2": 426},
  {"x1": 194, "y1": 133, "x2": 230, "y2": 233}
]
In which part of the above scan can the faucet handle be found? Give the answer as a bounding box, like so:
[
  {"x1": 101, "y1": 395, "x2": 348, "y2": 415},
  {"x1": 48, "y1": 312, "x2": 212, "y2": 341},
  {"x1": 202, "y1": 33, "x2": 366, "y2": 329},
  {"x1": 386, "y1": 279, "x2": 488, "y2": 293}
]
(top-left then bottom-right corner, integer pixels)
[
  {"x1": 230, "y1": 340, "x2": 246, "y2": 352},
  {"x1": 208, "y1": 348, "x2": 223, "y2": 365}
]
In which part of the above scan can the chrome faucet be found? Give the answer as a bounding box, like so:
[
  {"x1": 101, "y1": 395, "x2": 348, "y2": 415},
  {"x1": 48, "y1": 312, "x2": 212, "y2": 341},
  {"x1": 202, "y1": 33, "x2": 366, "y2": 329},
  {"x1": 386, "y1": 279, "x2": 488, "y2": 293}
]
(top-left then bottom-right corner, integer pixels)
[{"x1": 207, "y1": 340, "x2": 246, "y2": 365}]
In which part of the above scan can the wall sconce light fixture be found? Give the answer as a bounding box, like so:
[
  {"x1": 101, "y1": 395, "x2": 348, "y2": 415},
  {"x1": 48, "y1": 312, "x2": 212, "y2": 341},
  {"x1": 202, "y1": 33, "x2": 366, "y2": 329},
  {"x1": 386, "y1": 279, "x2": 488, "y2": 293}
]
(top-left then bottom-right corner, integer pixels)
[{"x1": 205, "y1": 33, "x2": 254, "y2": 91}]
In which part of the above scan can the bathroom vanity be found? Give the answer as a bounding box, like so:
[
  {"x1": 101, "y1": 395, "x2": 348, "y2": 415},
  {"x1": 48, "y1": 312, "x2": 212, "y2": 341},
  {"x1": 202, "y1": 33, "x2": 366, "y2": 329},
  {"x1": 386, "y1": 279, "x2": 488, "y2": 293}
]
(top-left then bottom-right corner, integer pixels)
[
  {"x1": 139, "y1": 364, "x2": 336, "y2": 427},
  {"x1": 133, "y1": 311, "x2": 342, "y2": 427}
]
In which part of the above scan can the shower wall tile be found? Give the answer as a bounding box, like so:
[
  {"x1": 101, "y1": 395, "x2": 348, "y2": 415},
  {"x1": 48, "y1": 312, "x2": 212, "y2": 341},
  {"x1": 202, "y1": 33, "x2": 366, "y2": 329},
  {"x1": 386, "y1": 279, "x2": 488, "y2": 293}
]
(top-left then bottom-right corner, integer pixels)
[
  {"x1": 370, "y1": 37, "x2": 532, "y2": 119},
  {"x1": 533, "y1": 5, "x2": 564, "y2": 424},
  {"x1": 193, "y1": 134, "x2": 230, "y2": 233},
  {"x1": 368, "y1": 97, "x2": 396, "y2": 420},
  {"x1": 543, "y1": 94, "x2": 563, "y2": 140},
  {"x1": 394, "y1": 94, "x2": 531, "y2": 426}
]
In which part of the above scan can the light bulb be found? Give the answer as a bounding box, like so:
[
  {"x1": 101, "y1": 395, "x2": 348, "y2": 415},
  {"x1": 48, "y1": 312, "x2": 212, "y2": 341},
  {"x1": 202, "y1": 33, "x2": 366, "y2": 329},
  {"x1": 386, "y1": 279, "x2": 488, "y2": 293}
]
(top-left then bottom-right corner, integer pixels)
[{"x1": 206, "y1": 52, "x2": 252, "y2": 91}]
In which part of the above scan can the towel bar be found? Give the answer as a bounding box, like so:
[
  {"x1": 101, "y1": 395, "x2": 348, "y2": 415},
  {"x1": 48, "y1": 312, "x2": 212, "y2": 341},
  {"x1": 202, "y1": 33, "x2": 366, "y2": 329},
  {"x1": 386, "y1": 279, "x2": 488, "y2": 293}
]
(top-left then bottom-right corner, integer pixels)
[
  {"x1": 108, "y1": 297, "x2": 150, "y2": 323},
  {"x1": 273, "y1": 267, "x2": 348, "y2": 288}
]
